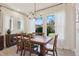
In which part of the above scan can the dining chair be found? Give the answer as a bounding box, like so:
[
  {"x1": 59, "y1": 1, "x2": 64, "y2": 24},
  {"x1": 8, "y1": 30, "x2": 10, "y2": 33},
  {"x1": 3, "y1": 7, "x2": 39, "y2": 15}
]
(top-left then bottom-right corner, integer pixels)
[
  {"x1": 16, "y1": 34, "x2": 24, "y2": 56},
  {"x1": 28, "y1": 33, "x2": 40, "y2": 51},
  {"x1": 45, "y1": 34, "x2": 58, "y2": 56},
  {"x1": 23, "y1": 35, "x2": 39, "y2": 56},
  {"x1": 23, "y1": 35, "x2": 32, "y2": 56}
]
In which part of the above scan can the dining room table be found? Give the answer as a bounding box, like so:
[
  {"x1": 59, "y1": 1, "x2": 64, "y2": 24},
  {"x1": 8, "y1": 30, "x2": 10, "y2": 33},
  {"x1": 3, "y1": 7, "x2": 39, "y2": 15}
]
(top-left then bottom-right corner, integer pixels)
[
  {"x1": 14, "y1": 35, "x2": 52, "y2": 56},
  {"x1": 26, "y1": 36, "x2": 52, "y2": 56}
]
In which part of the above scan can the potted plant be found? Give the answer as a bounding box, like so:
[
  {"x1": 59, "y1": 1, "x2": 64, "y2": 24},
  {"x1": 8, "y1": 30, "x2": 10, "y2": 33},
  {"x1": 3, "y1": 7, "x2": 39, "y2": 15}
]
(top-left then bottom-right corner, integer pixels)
[{"x1": 7, "y1": 29, "x2": 11, "y2": 34}]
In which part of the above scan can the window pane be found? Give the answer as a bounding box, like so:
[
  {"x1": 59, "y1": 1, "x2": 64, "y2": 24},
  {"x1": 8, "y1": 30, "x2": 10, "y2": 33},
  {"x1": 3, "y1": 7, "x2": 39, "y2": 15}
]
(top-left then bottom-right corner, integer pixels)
[
  {"x1": 47, "y1": 15, "x2": 55, "y2": 23},
  {"x1": 35, "y1": 16, "x2": 43, "y2": 33},
  {"x1": 9, "y1": 16, "x2": 13, "y2": 31},
  {"x1": 17, "y1": 21, "x2": 21, "y2": 29},
  {"x1": 9, "y1": 19, "x2": 12, "y2": 30},
  {"x1": 47, "y1": 15, "x2": 55, "y2": 36},
  {"x1": 35, "y1": 16, "x2": 43, "y2": 25}
]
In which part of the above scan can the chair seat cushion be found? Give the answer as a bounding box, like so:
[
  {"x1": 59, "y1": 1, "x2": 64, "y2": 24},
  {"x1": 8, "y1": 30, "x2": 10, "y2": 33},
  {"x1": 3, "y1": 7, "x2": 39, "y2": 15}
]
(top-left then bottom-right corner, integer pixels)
[{"x1": 45, "y1": 44, "x2": 53, "y2": 50}]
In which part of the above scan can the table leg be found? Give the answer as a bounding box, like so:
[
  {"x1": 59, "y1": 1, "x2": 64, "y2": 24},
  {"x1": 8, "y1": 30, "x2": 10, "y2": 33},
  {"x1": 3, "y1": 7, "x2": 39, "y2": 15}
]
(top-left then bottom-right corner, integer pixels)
[{"x1": 39, "y1": 45, "x2": 45, "y2": 56}]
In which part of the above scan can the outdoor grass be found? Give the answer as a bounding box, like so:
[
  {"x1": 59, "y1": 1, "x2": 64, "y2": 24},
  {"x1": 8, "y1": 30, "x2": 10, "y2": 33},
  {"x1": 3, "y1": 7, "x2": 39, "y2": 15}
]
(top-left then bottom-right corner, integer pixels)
[{"x1": 48, "y1": 33, "x2": 55, "y2": 37}]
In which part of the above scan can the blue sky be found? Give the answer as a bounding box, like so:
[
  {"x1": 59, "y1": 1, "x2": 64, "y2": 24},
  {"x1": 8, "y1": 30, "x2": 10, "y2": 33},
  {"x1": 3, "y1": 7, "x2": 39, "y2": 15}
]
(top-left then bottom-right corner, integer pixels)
[
  {"x1": 35, "y1": 16, "x2": 43, "y2": 25},
  {"x1": 35, "y1": 15, "x2": 55, "y2": 25},
  {"x1": 47, "y1": 15, "x2": 55, "y2": 23}
]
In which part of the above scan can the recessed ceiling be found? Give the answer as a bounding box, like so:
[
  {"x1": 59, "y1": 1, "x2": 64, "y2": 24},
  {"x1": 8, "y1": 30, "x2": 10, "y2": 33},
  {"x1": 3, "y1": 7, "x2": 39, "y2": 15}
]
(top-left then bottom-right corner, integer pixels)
[{"x1": 0, "y1": 3, "x2": 58, "y2": 15}]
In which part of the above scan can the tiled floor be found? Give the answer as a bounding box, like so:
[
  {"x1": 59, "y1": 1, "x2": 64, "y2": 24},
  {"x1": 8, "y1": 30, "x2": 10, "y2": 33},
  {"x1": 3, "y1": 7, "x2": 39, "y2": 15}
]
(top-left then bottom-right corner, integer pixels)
[{"x1": 0, "y1": 45, "x2": 75, "y2": 56}]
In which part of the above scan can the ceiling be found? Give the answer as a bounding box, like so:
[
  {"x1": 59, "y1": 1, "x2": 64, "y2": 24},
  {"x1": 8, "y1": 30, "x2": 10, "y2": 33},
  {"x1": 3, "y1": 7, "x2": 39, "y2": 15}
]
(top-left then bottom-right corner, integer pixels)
[{"x1": 0, "y1": 3, "x2": 59, "y2": 15}]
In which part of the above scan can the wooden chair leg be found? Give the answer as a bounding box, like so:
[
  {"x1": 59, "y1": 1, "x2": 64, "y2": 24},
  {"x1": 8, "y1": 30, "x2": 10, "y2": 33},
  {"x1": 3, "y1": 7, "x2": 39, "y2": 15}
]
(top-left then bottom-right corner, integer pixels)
[
  {"x1": 16, "y1": 49, "x2": 18, "y2": 54},
  {"x1": 29, "y1": 52, "x2": 31, "y2": 56},
  {"x1": 23, "y1": 49, "x2": 26, "y2": 56},
  {"x1": 29, "y1": 49, "x2": 31, "y2": 56},
  {"x1": 20, "y1": 49, "x2": 23, "y2": 56},
  {"x1": 16, "y1": 46, "x2": 19, "y2": 54},
  {"x1": 55, "y1": 49, "x2": 58, "y2": 56},
  {"x1": 53, "y1": 51, "x2": 55, "y2": 56}
]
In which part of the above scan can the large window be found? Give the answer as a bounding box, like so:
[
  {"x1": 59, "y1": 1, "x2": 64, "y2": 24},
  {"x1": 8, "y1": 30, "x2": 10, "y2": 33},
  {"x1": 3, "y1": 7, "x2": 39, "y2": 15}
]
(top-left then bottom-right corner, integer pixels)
[
  {"x1": 9, "y1": 16, "x2": 13, "y2": 31},
  {"x1": 35, "y1": 16, "x2": 43, "y2": 33},
  {"x1": 17, "y1": 19, "x2": 24, "y2": 32},
  {"x1": 47, "y1": 15, "x2": 55, "y2": 36},
  {"x1": 17, "y1": 21, "x2": 21, "y2": 30},
  {"x1": 4, "y1": 15, "x2": 13, "y2": 32}
]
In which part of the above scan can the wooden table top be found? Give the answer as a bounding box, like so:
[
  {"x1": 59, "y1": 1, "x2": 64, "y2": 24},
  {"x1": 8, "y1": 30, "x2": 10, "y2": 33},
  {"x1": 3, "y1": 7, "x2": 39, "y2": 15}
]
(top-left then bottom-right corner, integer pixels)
[
  {"x1": 14, "y1": 36, "x2": 52, "y2": 45},
  {"x1": 31, "y1": 36, "x2": 52, "y2": 44}
]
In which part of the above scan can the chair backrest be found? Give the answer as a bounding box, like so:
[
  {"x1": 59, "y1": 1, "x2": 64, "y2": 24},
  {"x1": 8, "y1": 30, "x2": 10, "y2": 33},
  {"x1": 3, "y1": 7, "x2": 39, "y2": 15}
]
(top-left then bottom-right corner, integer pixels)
[
  {"x1": 53, "y1": 34, "x2": 58, "y2": 49},
  {"x1": 24, "y1": 37, "x2": 31, "y2": 46},
  {"x1": 16, "y1": 33, "x2": 24, "y2": 46},
  {"x1": 23, "y1": 35, "x2": 32, "y2": 51}
]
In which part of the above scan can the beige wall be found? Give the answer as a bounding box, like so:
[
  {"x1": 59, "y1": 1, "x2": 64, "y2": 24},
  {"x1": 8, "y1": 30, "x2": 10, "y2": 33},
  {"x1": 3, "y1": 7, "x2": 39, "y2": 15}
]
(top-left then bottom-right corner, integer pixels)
[
  {"x1": 0, "y1": 7, "x2": 3, "y2": 34},
  {"x1": 75, "y1": 4, "x2": 79, "y2": 55},
  {"x1": 64, "y1": 4, "x2": 76, "y2": 51},
  {"x1": 0, "y1": 6, "x2": 27, "y2": 34},
  {"x1": 25, "y1": 18, "x2": 35, "y2": 34}
]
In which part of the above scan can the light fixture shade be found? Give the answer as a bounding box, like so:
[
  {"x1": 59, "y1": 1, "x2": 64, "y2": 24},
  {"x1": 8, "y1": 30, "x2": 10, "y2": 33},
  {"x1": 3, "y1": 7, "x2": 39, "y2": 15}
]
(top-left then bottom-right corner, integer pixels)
[{"x1": 28, "y1": 3, "x2": 37, "y2": 20}]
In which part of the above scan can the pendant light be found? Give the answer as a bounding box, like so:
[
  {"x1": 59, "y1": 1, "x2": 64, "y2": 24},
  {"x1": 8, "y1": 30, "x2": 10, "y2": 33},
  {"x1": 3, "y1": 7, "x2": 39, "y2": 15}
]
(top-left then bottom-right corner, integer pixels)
[{"x1": 33, "y1": 3, "x2": 36, "y2": 19}]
